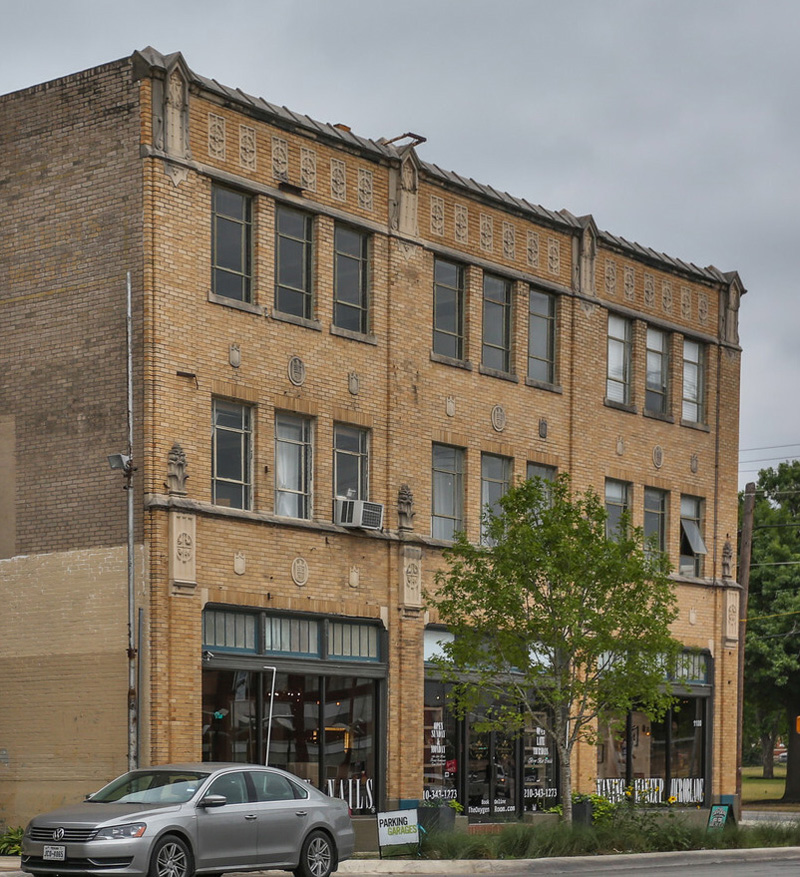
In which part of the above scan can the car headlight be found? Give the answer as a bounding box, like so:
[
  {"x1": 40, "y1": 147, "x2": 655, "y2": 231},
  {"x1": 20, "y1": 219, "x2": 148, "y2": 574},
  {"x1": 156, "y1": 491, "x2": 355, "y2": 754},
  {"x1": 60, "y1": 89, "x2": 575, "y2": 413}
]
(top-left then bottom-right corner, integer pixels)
[{"x1": 95, "y1": 823, "x2": 147, "y2": 840}]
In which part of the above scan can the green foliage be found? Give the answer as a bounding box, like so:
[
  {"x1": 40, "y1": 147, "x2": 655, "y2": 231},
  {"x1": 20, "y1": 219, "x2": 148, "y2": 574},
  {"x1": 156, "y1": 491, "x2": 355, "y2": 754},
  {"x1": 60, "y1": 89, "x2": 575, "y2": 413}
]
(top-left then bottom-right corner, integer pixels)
[
  {"x1": 0, "y1": 826, "x2": 23, "y2": 856},
  {"x1": 427, "y1": 474, "x2": 681, "y2": 818}
]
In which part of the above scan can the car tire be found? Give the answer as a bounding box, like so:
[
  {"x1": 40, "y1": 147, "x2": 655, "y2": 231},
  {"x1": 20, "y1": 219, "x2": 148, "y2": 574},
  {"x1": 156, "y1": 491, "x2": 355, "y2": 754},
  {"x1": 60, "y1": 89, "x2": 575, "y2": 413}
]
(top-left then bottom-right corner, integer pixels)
[
  {"x1": 150, "y1": 835, "x2": 194, "y2": 877},
  {"x1": 294, "y1": 830, "x2": 335, "y2": 877}
]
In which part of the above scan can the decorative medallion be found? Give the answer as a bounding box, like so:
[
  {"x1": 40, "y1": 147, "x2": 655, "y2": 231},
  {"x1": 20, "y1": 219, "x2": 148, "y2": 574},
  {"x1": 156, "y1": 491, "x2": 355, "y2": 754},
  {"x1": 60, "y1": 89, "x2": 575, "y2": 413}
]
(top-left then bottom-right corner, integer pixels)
[
  {"x1": 527, "y1": 230, "x2": 540, "y2": 268},
  {"x1": 644, "y1": 273, "x2": 655, "y2": 307},
  {"x1": 430, "y1": 195, "x2": 445, "y2": 236},
  {"x1": 480, "y1": 213, "x2": 493, "y2": 252},
  {"x1": 271, "y1": 136, "x2": 288, "y2": 180},
  {"x1": 349, "y1": 566, "x2": 360, "y2": 589},
  {"x1": 176, "y1": 531, "x2": 193, "y2": 563},
  {"x1": 288, "y1": 356, "x2": 306, "y2": 387},
  {"x1": 239, "y1": 125, "x2": 256, "y2": 171},
  {"x1": 229, "y1": 343, "x2": 241, "y2": 369},
  {"x1": 604, "y1": 259, "x2": 617, "y2": 295},
  {"x1": 616, "y1": 436, "x2": 625, "y2": 456},
  {"x1": 357, "y1": 168, "x2": 373, "y2": 211},
  {"x1": 681, "y1": 286, "x2": 692, "y2": 320},
  {"x1": 653, "y1": 445, "x2": 664, "y2": 469},
  {"x1": 539, "y1": 418, "x2": 548, "y2": 439},
  {"x1": 330, "y1": 158, "x2": 346, "y2": 202},
  {"x1": 662, "y1": 280, "x2": 672, "y2": 314},
  {"x1": 445, "y1": 396, "x2": 456, "y2": 417},
  {"x1": 348, "y1": 372, "x2": 359, "y2": 395},
  {"x1": 455, "y1": 204, "x2": 468, "y2": 244},
  {"x1": 234, "y1": 552, "x2": 246, "y2": 576},
  {"x1": 491, "y1": 405, "x2": 507, "y2": 432},
  {"x1": 623, "y1": 266, "x2": 635, "y2": 301},
  {"x1": 300, "y1": 147, "x2": 317, "y2": 191},
  {"x1": 690, "y1": 453, "x2": 699, "y2": 474},
  {"x1": 503, "y1": 222, "x2": 516, "y2": 260},
  {"x1": 548, "y1": 238, "x2": 560, "y2": 275},
  {"x1": 208, "y1": 113, "x2": 226, "y2": 160},
  {"x1": 291, "y1": 557, "x2": 309, "y2": 587}
]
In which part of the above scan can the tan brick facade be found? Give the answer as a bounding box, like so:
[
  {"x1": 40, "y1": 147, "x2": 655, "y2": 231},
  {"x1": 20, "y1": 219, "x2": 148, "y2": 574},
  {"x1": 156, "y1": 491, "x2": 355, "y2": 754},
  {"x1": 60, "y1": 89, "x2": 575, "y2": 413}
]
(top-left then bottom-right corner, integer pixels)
[{"x1": 0, "y1": 48, "x2": 744, "y2": 828}]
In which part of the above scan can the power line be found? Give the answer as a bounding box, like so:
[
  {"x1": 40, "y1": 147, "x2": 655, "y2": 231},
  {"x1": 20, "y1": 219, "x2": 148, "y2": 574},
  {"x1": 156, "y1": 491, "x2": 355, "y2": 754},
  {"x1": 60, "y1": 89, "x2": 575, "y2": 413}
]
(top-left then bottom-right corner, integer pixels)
[{"x1": 740, "y1": 443, "x2": 800, "y2": 454}]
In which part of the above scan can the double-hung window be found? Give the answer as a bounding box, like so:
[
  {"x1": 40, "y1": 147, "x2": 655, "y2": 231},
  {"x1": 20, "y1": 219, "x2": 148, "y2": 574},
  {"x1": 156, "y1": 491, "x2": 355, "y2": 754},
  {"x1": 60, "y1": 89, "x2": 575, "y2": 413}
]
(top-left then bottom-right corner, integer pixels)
[
  {"x1": 431, "y1": 444, "x2": 464, "y2": 541},
  {"x1": 274, "y1": 413, "x2": 312, "y2": 519},
  {"x1": 481, "y1": 453, "x2": 511, "y2": 542},
  {"x1": 606, "y1": 314, "x2": 632, "y2": 404},
  {"x1": 275, "y1": 206, "x2": 313, "y2": 318},
  {"x1": 645, "y1": 327, "x2": 669, "y2": 415},
  {"x1": 433, "y1": 258, "x2": 464, "y2": 360},
  {"x1": 605, "y1": 479, "x2": 630, "y2": 540},
  {"x1": 682, "y1": 339, "x2": 705, "y2": 423},
  {"x1": 680, "y1": 495, "x2": 707, "y2": 577},
  {"x1": 212, "y1": 400, "x2": 252, "y2": 509},
  {"x1": 528, "y1": 289, "x2": 556, "y2": 384},
  {"x1": 212, "y1": 185, "x2": 252, "y2": 302},
  {"x1": 333, "y1": 224, "x2": 369, "y2": 333},
  {"x1": 644, "y1": 487, "x2": 668, "y2": 555},
  {"x1": 482, "y1": 274, "x2": 512, "y2": 373},
  {"x1": 334, "y1": 424, "x2": 368, "y2": 500}
]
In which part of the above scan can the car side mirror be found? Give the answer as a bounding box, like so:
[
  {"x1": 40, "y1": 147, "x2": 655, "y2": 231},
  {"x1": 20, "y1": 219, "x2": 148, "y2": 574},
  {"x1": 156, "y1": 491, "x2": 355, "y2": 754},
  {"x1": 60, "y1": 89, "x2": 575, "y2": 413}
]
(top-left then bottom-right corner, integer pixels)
[{"x1": 199, "y1": 794, "x2": 227, "y2": 808}]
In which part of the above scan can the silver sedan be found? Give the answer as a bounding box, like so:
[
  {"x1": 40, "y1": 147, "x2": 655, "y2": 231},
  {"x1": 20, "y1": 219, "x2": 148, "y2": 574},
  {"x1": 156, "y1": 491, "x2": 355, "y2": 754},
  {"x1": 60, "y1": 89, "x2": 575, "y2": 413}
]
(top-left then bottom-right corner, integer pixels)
[{"x1": 21, "y1": 763, "x2": 355, "y2": 877}]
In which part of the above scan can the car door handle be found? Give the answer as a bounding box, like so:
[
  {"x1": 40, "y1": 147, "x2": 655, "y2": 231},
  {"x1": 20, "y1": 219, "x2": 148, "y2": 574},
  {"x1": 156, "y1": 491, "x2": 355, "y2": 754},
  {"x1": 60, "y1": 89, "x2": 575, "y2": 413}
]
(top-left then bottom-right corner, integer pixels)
[
  {"x1": 244, "y1": 814, "x2": 258, "y2": 821},
  {"x1": 295, "y1": 811, "x2": 308, "y2": 817}
]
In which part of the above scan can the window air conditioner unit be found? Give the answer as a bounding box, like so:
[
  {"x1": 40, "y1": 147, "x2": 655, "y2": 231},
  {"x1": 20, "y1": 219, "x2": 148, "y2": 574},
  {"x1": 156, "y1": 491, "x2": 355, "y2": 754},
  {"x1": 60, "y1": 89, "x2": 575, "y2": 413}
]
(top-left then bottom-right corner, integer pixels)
[{"x1": 334, "y1": 497, "x2": 384, "y2": 530}]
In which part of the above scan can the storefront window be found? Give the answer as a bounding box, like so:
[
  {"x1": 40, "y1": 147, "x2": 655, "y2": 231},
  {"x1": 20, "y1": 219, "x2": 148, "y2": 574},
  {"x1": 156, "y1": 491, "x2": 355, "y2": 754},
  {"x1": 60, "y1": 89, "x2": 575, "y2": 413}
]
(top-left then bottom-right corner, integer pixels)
[
  {"x1": 202, "y1": 669, "x2": 258, "y2": 762},
  {"x1": 423, "y1": 681, "x2": 459, "y2": 803},
  {"x1": 522, "y1": 713, "x2": 557, "y2": 811}
]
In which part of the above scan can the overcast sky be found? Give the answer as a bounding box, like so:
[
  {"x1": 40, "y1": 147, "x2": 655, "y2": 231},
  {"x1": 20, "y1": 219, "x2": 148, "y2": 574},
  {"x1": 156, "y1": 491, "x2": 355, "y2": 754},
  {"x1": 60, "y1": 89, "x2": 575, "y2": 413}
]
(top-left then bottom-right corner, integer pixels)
[{"x1": 2, "y1": 0, "x2": 796, "y2": 488}]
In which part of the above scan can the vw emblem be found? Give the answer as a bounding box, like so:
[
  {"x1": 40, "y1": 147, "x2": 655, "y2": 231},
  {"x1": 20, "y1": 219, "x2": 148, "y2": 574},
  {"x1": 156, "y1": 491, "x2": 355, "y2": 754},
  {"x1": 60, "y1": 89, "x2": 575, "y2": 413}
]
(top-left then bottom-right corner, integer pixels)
[{"x1": 52, "y1": 828, "x2": 64, "y2": 841}]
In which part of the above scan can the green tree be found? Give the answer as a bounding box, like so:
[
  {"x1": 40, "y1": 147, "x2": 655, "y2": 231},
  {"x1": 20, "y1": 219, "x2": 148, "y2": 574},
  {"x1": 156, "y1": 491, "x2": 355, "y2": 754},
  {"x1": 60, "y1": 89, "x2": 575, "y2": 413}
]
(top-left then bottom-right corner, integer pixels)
[
  {"x1": 743, "y1": 461, "x2": 800, "y2": 796},
  {"x1": 427, "y1": 475, "x2": 681, "y2": 823}
]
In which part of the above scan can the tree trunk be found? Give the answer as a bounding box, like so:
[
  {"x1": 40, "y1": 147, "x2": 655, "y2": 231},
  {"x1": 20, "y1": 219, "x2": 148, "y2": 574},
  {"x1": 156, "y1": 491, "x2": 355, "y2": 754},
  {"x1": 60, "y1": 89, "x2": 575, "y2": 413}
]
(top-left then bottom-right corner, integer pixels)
[
  {"x1": 782, "y1": 707, "x2": 800, "y2": 801},
  {"x1": 760, "y1": 730, "x2": 775, "y2": 780},
  {"x1": 560, "y1": 750, "x2": 572, "y2": 824}
]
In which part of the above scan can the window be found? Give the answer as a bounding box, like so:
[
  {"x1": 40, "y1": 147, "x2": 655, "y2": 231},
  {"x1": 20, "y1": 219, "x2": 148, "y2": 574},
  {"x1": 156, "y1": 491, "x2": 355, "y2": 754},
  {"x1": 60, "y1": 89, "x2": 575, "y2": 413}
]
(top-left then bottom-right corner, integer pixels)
[
  {"x1": 212, "y1": 400, "x2": 252, "y2": 509},
  {"x1": 433, "y1": 258, "x2": 464, "y2": 359},
  {"x1": 680, "y1": 495, "x2": 707, "y2": 577},
  {"x1": 644, "y1": 487, "x2": 668, "y2": 555},
  {"x1": 274, "y1": 413, "x2": 312, "y2": 519},
  {"x1": 527, "y1": 462, "x2": 557, "y2": 483},
  {"x1": 264, "y1": 614, "x2": 320, "y2": 656},
  {"x1": 605, "y1": 479, "x2": 630, "y2": 540},
  {"x1": 528, "y1": 289, "x2": 556, "y2": 384},
  {"x1": 203, "y1": 609, "x2": 257, "y2": 652},
  {"x1": 334, "y1": 224, "x2": 369, "y2": 333},
  {"x1": 212, "y1": 185, "x2": 252, "y2": 302},
  {"x1": 481, "y1": 453, "x2": 511, "y2": 542},
  {"x1": 329, "y1": 621, "x2": 381, "y2": 660},
  {"x1": 334, "y1": 424, "x2": 368, "y2": 500},
  {"x1": 432, "y1": 444, "x2": 464, "y2": 541},
  {"x1": 482, "y1": 274, "x2": 512, "y2": 373},
  {"x1": 682, "y1": 339, "x2": 705, "y2": 423},
  {"x1": 607, "y1": 314, "x2": 632, "y2": 404},
  {"x1": 275, "y1": 205, "x2": 313, "y2": 318},
  {"x1": 645, "y1": 327, "x2": 669, "y2": 415}
]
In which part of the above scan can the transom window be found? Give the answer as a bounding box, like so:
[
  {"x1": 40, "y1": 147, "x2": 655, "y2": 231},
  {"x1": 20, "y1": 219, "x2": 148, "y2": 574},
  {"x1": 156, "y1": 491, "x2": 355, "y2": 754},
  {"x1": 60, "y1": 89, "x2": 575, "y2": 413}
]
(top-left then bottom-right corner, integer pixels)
[
  {"x1": 433, "y1": 258, "x2": 465, "y2": 360},
  {"x1": 265, "y1": 615, "x2": 321, "y2": 657},
  {"x1": 274, "y1": 413, "x2": 312, "y2": 519},
  {"x1": 275, "y1": 206, "x2": 313, "y2": 318},
  {"x1": 212, "y1": 185, "x2": 252, "y2": 302},
  {"x1": 212, "y1": 400, "x2": 252, "y2": 510},
  {"x1": 203, "y1": 608, "x2": 257, "y2": 652},
  {"x1": 334, "y1": 424, "x2": 368, "y2": 500},
  {"x1": 482, "y1": 274, "x2": 512, "y2": 373},
  {"x1": 329, "y1": 621, "x2": 380, "y2": 660},
  {"x1": 607, "y1": 314, "x2": 632, "y2": 404},
  {"x1": 682, "y1": 339, "x2": 705, "y2": 423},
  {"x1": 528, "y1": 289, "x2": 556, "y2": 384},
  {"x1": 334, "y1": 225, "x2": 369, "y2": 333},
  {"x1": 646, "y1": 327, "x2": 669, "y2": 415},
  {"x1": 432, "y1": 444, "x2": 464, "y2": 541}
]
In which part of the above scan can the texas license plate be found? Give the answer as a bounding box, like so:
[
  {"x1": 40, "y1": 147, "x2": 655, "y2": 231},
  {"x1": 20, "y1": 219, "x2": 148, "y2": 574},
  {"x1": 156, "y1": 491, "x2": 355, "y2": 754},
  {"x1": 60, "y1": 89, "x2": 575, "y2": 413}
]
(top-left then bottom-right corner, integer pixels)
[{"x1": 43, "y1": 846, "x2": 65, "y2": 861}]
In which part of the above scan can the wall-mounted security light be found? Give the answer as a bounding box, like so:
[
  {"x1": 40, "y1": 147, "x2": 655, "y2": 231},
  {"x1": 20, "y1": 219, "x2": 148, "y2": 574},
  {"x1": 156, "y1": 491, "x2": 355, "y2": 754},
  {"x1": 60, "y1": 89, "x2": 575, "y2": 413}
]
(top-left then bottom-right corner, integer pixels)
[{"x1": 108, "y1": 453, "x2": 131, "y2": 471}]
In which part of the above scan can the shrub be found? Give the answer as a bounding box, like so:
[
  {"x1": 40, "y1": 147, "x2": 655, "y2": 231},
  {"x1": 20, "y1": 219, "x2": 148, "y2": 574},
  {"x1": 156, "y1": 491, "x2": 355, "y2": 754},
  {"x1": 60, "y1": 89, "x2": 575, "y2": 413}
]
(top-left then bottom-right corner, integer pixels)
[{"x1": 0, "y1": 826, "x2": 23, "y2": 856}]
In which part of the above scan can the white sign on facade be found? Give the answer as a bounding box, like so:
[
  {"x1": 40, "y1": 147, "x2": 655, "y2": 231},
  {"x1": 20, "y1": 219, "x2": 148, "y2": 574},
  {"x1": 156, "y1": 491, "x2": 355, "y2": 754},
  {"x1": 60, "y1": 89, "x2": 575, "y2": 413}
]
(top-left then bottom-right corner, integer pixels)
[{"x1": 376, "y1": 809, "x2": 419, "y2": 847}]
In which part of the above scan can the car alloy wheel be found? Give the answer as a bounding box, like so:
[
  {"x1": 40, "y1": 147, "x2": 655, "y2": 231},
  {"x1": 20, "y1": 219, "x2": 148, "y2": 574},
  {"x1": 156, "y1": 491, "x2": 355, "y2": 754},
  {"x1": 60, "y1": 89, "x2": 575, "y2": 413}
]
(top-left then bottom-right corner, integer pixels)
[
  {"x1": 151, "y1": 835, "x2": 193, "y2": 877},
  {"x1": 296, "y1": 830, "x2": 334, "y2": 877}
]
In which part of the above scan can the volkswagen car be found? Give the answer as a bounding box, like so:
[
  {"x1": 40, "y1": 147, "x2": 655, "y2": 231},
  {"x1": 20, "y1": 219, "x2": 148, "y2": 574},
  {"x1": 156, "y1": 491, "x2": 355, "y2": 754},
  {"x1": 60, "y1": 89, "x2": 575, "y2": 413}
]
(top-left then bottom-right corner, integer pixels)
[{"x1": 21, "y1": 763, "x2": 354, "y2": 877}]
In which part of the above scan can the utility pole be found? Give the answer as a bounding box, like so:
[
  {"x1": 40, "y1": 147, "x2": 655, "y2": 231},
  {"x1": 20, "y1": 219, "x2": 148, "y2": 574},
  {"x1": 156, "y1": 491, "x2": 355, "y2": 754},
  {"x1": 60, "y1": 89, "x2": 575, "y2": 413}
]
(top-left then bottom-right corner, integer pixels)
[{"x1": 736, "y1": 481, "x2": 756, "y2": 806}]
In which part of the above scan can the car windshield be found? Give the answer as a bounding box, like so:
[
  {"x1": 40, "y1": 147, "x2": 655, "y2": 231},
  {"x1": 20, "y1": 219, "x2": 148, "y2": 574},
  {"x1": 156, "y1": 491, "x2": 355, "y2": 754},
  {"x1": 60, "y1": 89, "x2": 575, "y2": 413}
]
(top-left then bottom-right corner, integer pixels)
[{"x1": 88, "y1": 771, "x2": 210, "y2": 805}]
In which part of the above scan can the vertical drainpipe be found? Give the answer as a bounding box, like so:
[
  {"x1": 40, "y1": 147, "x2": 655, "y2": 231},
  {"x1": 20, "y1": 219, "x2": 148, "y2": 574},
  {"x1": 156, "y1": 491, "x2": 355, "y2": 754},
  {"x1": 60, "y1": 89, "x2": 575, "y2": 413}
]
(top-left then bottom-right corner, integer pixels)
[{"x1": 126, "y1": 270, "x2": 138, "y2": 771}]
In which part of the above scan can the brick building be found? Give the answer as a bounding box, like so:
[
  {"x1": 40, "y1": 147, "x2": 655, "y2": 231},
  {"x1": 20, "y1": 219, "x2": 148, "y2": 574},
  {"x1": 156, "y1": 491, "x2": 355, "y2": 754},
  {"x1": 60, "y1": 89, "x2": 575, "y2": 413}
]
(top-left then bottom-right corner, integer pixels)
[{"x1": 0, "y1": 48, "x2": 745, "y2": 829}]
